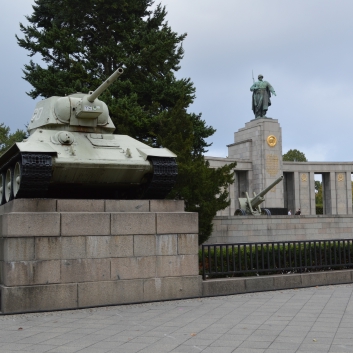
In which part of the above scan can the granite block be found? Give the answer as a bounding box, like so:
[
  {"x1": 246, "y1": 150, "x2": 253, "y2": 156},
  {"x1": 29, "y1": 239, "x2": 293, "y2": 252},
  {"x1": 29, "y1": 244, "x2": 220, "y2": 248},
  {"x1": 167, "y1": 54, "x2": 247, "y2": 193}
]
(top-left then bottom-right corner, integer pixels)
[
  {"x1": 156, "y1": 234, "x2": 177, "y2": 256},
  {"x1": 134, "y1": 235, "x2": 156, "y2": 256},
  {"x1": 111, "y1": 256, "x2": 156, "y2": 280},
  {"x1": 35, "y1": 236, "x2": 86, "y2": 260},
  {"x1": 57, "y1": 199, "x2": 104, "y2": 212},
  {"x1": 61, "y1": 213, "x2": 110, "y2": 236},
  {"x1": 2, "y1": 260, "x2": 60, "y2": 286},
  {"x1": 111, "y1": 213, "x2": 155, "y2": 235},
  {"x1": 78, "y1": 279, "x2": 144, "y2": 307},
  {"x1": 0, "y1": 283, "x2": 77, "y2": 314},
  {"x1": 61, "y1": 258, "x2": 110, "y2": 283},
  {"x1": 178, "y1": 234, "x2": 199, "y2": 255},
  {"x1": 86, "y1": 235, "x2": 133, "y2": 258},
  {"x1": 144, "y1": 276, "x2": 202, "y2": 301},
  {"x1": 156, "y1": 255, "x2": 199, "y2": 277},
  {"x1": 2, "y1": 213, "x2": 60, "y2": 237},
  {"x1": 156, "y1": 213, "x2": 198, "y2": 234},
  {"x1": 150, "y1": 200, "x2": 185, "y2": 212},
  {"x1": 3, "y1": 199, "x2": 57, "y2": 213},
  {"x1": 105, "y1": 200, "x2": 149, "y2": 212},
  {"x1": 0, "y1": 238, "x2": 35, "y2": 261}
]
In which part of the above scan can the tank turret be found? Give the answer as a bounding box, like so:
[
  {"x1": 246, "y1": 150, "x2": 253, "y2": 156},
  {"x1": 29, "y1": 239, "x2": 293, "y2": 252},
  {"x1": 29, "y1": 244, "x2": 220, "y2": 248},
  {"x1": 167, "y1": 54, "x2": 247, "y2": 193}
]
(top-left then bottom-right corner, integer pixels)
[
  {"x1": 0, "y1": 68, "x2": 178, "y2": 204},
  {"x1": 29, "y1": 67, "x2": 124, "y2": 133}
]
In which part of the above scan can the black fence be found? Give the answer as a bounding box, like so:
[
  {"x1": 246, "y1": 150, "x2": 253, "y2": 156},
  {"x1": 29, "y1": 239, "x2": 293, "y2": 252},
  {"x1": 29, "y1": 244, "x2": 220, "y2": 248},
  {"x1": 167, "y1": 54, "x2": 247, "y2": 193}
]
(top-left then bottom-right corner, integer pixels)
[{"x1": 201, "y1": 239, "x2": 353, "y2": 280}]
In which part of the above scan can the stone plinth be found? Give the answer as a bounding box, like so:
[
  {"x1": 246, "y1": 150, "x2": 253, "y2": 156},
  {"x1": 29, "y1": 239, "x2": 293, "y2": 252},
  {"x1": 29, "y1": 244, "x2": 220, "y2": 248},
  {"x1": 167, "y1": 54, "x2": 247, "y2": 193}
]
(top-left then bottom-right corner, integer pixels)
[
  {"x1": 202, "y1": 270, "x2": 353, "y2": 297},
  {"x1": 228, "y1": 118, "x2": 284, "y2": 209},
  {"x1": 208, "y1": 215, "x2": 353, "y2": 244},
  {"x1": 0, "y1": 199, "x2": 201, "y2": 314}
]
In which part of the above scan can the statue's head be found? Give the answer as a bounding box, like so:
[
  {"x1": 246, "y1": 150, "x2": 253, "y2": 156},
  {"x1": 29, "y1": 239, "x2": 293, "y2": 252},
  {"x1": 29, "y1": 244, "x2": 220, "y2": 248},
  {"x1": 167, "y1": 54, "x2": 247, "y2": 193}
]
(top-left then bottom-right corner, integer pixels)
[{"x1": 258, "y1": 74, "x2": 263, "y2": 81}]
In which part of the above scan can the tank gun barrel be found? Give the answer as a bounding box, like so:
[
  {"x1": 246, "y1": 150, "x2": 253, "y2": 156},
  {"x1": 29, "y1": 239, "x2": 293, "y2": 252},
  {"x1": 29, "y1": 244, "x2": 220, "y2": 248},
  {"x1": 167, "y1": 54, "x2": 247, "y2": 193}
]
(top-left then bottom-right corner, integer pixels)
[
  {"x1": 251, "y1": 175, "x2": 283, "y2": 208},
  {"x1": 87, "y1": 67, "x2": 124, "y2": 103}
]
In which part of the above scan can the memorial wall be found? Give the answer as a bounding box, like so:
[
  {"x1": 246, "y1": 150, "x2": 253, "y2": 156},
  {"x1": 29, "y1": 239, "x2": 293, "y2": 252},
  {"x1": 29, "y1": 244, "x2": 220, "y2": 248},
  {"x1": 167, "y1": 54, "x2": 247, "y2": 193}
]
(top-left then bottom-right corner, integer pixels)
[
  {"x1": 205, "y1": 116, "x2": 353, "y2": 244},
  {"x1": 206, "y1": 117, "x2": 353, "y2": 217}
]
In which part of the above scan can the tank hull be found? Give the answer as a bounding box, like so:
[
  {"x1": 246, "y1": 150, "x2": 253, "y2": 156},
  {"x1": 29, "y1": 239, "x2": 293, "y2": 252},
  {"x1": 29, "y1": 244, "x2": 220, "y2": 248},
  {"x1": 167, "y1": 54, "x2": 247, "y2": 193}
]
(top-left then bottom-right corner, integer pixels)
[{"x1": 0, "y1": 129, "x2": 177, "y2": 203}]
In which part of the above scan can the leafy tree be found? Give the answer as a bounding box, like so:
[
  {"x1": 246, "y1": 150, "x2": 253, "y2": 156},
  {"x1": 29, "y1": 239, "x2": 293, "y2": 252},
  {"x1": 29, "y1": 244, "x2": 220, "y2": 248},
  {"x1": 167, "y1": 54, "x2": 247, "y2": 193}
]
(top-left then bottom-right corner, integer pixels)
[
  {"x1": 0, "y1": 124, "x2": 27, "y2": 156},
  {"x1": 17, "y1": 0, "x2": 235, "y2": 243},
  {"x1": 283, "y1": 149, "x2": 307, "y2": 162}
]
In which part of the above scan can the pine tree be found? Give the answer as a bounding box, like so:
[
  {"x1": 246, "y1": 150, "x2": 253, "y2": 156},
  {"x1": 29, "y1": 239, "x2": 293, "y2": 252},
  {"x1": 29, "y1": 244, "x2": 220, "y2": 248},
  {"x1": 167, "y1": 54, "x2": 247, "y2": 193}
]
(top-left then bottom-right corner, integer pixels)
[
  {"x1": 17, "y1": 0, "x2": 236, "y2": 243},
  {"x1": 157, "y1": 100, "x2": 236, "y2": 244},
  {"x1": 17, "y1": 0, "x2": 197, "y2": 146}
]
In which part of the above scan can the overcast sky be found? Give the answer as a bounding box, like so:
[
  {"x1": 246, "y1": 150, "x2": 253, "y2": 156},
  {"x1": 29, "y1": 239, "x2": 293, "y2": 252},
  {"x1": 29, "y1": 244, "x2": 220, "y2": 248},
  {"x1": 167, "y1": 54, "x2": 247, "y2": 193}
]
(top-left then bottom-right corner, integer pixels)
[{"x1": 2, "y1": 0, "x2": 353, "y2": 162}]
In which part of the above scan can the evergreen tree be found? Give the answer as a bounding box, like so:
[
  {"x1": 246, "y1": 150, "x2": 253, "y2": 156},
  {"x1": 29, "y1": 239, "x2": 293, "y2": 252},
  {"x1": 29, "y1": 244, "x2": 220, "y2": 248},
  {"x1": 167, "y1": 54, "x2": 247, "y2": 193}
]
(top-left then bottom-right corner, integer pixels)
[
  {"x1": 16, "y1": 0, "x2": 202, "y2": 147},
  {"x1": 17, "y1": 0, "x2": 235, "y2": 243},
  {"x1": 157, "y1": 100, "x2": 236, "y2": 244}
]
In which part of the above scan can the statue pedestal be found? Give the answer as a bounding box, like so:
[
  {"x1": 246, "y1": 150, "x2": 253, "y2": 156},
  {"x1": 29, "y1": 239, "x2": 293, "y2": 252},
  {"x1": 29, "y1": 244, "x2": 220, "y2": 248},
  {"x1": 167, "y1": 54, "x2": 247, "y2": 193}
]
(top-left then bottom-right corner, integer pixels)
[
  {"x1": 0, "y1": 199, "x2": 201, "y2": 314},
  {"x1": 228, "y1": 118, "x2": 284, "y2": 208}
]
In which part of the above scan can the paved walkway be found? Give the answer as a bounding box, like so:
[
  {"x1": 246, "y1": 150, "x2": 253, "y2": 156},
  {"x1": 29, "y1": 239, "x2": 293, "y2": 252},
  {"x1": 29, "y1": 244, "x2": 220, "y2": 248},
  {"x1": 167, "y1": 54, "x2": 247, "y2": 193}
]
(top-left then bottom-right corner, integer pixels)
[{"x1": 1, "y1": 284, "x2": 353, "y2": 353}]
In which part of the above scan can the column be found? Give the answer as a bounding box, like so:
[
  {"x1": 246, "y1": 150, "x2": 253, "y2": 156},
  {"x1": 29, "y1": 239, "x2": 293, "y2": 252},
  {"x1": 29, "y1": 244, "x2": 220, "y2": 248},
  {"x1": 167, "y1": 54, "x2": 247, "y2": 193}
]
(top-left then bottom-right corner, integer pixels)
[
  {"x1": 336, "y1": 172, "x2": 348, "y2": 214},
  {"x1": 298, "y1": 172, "x2": 311, "y2": 215},
  {"x1": 323, "y1": 172, "x2": 337, "y2": 215},
  {"x1": 346, "y1": 172, "x2": 352, "y2": 214},
  {"x1": 293, "y1": 171, "x2": 300, "y2": 212},
  {"x1": 309, "y1": 172, "x2": 316, "y2": 215}
]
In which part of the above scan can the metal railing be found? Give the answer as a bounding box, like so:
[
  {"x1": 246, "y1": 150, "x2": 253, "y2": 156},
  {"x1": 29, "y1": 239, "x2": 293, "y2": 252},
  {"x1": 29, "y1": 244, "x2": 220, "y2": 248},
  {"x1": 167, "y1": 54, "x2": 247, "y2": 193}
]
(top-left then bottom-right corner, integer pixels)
[{"x1": 201, "y1": 239, "x2": 353, "y2": 280}]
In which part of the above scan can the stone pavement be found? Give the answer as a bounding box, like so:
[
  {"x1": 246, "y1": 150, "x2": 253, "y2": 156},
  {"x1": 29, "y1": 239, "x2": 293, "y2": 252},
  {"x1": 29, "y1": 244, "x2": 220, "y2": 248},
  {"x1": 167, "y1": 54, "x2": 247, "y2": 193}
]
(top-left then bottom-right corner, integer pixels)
[{"x1": 1, "y1": 284, "x2": 353, "y2": 353}]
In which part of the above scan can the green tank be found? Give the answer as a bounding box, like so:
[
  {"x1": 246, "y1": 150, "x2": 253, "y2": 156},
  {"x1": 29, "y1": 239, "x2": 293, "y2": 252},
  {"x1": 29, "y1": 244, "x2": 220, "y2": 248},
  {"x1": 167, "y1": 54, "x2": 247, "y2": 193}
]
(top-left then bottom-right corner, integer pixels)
[{"x1": 0, "y1": 68, "x2": 177, "y2": 204}]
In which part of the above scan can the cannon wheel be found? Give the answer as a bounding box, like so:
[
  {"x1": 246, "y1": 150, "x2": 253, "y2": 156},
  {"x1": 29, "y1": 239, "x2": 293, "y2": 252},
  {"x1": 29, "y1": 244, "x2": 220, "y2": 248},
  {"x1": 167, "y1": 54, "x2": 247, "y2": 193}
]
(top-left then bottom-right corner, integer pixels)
[
  {"x1": 234, "y1": 208, "x2": 247, "y2": 216},
  {"x1": 261, "y1": 208, "x2": 271, "y2": 216}
]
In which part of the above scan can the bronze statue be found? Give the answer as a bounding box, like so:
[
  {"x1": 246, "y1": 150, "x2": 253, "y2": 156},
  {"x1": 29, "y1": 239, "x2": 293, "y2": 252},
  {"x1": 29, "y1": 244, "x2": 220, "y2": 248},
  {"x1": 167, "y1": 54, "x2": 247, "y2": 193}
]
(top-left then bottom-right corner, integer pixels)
[{"x1": 250, "y1": 74, "x2": 276, "y2": 119}]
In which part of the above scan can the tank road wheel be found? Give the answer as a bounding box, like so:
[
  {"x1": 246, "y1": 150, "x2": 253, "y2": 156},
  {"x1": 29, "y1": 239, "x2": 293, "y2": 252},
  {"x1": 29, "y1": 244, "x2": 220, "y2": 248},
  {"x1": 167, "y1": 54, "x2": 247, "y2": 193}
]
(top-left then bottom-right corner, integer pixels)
[
  {"x1": 5, "y1": 168, "x2": 13, "y2": 202},
  {"x1": 234, "y1": 208, "x2": 247, "y2": 216},
  {"x1": 13, "y1": 161, "x2": 22, "y2": 198},
  {"x1": 261, "y1": 208, "x2": 271, "y2": 216},
  {"x1": 0, "y1": 173, "x2": 5, "y2": 205}
]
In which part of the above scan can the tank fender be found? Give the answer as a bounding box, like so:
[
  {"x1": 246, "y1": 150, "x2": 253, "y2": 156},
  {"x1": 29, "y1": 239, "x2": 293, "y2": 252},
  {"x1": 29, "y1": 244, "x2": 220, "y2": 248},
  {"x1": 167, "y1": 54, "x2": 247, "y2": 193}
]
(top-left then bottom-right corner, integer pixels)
[
  {"x1": 0, "y1": 142, "x2": 56, "y2": 168},
  {"x1": 16, "y1": 141, "x2": 57, "y2": 154},
  {"x1": 137, "y1": 148, "x2": 177, "y2": 161}
]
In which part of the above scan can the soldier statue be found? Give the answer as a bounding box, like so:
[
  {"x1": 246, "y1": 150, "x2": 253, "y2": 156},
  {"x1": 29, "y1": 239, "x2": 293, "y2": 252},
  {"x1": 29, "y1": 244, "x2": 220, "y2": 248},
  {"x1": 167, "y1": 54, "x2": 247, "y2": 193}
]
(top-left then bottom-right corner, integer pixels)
[{"x1": 250, "y1": 74, "x2": 276, "y2": 119}]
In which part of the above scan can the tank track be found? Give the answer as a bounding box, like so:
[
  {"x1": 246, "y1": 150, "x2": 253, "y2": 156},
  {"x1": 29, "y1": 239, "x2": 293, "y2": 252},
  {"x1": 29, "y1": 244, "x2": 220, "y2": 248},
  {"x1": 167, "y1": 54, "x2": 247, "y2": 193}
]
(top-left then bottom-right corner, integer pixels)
[
  {"x1": 142, "y1": 157, "x2": 178, "y2": 199},
  {"x1": 16, "y1": 153, "x2": 52, "y2": 197},
  {"x1": 0, "y1": 153, "x2": 176, "y2": 201},
  {"x1": 1, "y1": 152, "x2": 52, "y2": 199}
]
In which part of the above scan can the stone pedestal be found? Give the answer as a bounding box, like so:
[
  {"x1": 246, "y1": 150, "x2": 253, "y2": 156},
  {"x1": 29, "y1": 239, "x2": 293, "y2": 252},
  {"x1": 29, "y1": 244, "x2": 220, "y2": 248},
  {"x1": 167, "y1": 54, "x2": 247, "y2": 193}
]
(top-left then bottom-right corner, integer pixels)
[
  {"x1": 0, "y1": 199, "x2": 201, "y2": 314},
  {"x1": 228, "y1": 118, "x2": 284, "y2": 208}
]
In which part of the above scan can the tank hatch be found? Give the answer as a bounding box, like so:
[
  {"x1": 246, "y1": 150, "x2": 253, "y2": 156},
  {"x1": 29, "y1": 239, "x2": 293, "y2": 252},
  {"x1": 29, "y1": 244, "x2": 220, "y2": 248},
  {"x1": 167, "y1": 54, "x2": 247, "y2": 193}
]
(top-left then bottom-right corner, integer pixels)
[{"x1": 87, "y1": 134, "x2": 121, "y2": 147}]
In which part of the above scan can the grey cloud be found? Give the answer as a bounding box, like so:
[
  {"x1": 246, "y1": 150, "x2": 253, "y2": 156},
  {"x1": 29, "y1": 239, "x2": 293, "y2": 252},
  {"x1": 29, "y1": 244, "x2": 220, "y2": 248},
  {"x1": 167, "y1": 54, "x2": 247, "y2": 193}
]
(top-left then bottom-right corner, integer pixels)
[{"x1": 2, "y1": 0, "x2": 353, "y2": 161}]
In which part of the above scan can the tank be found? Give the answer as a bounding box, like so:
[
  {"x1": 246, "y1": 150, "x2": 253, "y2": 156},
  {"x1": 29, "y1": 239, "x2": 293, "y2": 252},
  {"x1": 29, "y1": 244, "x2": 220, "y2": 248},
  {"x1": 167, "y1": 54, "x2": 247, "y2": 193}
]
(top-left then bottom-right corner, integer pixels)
[{"x1": 0, "y1": 68, "x2": 178, "y2": 204}]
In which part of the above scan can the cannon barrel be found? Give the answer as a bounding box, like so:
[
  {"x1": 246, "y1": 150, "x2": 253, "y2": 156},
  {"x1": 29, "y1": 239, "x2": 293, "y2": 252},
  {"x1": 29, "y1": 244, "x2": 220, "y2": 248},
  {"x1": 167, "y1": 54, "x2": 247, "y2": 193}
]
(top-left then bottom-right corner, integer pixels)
[
  {"x1": 87, "y1": 67, "x2": 124, "y2": 103},
  {"x1": 250, "y1": 175, "x2": 283, "y2": 208}
]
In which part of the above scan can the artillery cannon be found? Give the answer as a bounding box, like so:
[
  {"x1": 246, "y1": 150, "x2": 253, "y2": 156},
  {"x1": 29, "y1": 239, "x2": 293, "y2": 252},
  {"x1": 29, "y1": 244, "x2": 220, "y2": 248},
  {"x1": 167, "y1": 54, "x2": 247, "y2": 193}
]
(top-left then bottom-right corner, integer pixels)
[
  {"x1": 234, "y1": 175, "x2": 283, "y2": 216},
  {"x1": 0, "y1": 67, "x2": 177, "y2": 204}
]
